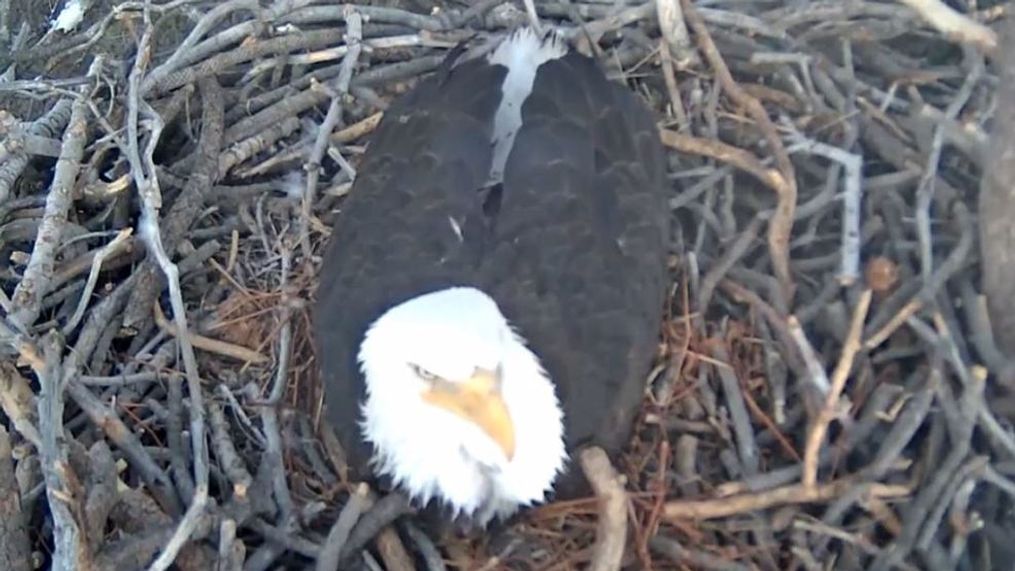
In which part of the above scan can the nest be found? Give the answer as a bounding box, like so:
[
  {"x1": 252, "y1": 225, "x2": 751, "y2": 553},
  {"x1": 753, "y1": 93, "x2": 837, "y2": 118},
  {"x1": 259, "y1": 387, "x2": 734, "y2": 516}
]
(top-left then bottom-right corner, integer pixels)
[{"x1": 1, "y1": 0, "x2": 1014, "y2": 570}]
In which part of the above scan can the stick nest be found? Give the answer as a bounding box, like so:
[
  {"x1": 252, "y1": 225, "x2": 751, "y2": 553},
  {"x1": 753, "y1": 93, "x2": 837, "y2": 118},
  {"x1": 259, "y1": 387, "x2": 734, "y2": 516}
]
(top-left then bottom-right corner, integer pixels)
[{"x1": 1, "y1": 0, "x2": 1014, "y2": 570}]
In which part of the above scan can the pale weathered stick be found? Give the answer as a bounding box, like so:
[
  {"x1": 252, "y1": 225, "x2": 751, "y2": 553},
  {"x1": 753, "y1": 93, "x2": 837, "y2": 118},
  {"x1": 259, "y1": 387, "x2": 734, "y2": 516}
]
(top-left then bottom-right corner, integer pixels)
[
  {"x1": 664, "y1": 478, "x2": 910, "y2": 521},
  {"x1": 152, "y1": 302, "x2": 268, "y2": 364},
  {"x1": 802, "y1": 289, "x2": 874, "y2": 488},
  {"x1": 123, "y1": 8, "x2": 210, "y2": 569},
  {"x1": 788, "y1": 316, "x2": 831, "y2": 394},
  {"x1": 655, "y1": 0, "x2": 694, "y2": 65},
  {"x1": 0, "y1": 361, "x2": 41, "y2": 448},
  {"x1": 896, "y1": 0, "x2": 998, "y2": 53},
  {"x1": 580, "y1": 447, "x2": 628, "y2": 571},
  {"x1": 36, "y1": 332, "x2": 92, "y2": 571},
  {"x1": 783, "y1": 128, "x2": 865, "y2": 285},
  {"x1": 8, "y1": 95, "x2": 89, "y2": 330},
  {"x1": 301, "y1": 8, "x2": 364, "y2": 261},
  {"x1": 61, "y1": 227, "x2": 134, "y2": 335}
]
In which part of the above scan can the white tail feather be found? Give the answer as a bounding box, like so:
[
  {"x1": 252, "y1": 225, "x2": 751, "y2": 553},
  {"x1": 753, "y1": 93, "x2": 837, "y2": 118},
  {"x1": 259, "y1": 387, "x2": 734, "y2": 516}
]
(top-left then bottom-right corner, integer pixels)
[{"x1": 486, "y1": 28, "x2": 568, "y2": 184}]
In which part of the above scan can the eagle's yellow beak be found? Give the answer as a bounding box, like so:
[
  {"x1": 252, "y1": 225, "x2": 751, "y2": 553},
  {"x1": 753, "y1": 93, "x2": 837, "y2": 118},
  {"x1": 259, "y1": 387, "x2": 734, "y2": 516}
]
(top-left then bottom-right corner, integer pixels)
[{"x1": 421, "y1": 367, "x2": 515, "y2": 461}]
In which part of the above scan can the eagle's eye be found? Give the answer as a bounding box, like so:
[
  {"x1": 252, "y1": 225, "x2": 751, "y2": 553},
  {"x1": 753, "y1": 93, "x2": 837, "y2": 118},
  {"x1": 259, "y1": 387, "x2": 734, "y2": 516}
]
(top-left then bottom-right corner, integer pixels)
[{"x1": 409, "y1": 363, "x2": 438, "y2": 382}]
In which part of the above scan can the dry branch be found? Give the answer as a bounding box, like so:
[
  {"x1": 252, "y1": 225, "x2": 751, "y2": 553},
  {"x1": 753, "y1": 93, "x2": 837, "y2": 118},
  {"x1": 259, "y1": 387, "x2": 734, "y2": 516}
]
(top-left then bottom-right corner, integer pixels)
[
  {"x1": 681, "y1": 0, "x2": 798, "y2": 306},
  {"x1": 580, "y1": 447, "x2": 628, "y2": 571},
  {"x1": 801, "y1": 289, "x2": 873, "y2": 488},
  {"x1": 0, "y1": 361, "x2": 40, "y2": 448},
  {"x1": 316, "y1": 483, "x2": 369, "y2": 571},
  {"x1": 664, "y1": 478, "x2": 911, "y2": 521},
  {"x1": 896, "y1": 0, "x2": 998, "y2": 53},
  {"x1": 659, "y1": 130, "x2": 788, "y2": 197},
  {"x1": 35, "y1": 332, "x2": 92, "y2": 571},
  {"x1": 980, "y1": 11, "x2": 1015, "y2": 355},
  {"x1": 301, "y1": 8, "x2": 364, "y2": 261},
  {"x1": 7, "y1": 96, "x2": 88, "y2": 329},
  {"x1": 122, "y1": 75, "x2": 225, "y2": 332},
  {"x1": 0, "y1": 99, "x2": 73, "y2": 204},
  {"x1": 0, "y1": 426, "x2": 31, "y2": 571},
  {"x1": 153, "y1": 302, "x2": 267, "y2": 364}
]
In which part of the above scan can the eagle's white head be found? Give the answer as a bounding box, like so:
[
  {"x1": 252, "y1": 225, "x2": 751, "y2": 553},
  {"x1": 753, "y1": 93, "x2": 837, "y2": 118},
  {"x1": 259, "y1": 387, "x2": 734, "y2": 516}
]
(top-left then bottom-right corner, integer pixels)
[{"x1": 357, "y1": 287, "x2": 568, "y2": 525}]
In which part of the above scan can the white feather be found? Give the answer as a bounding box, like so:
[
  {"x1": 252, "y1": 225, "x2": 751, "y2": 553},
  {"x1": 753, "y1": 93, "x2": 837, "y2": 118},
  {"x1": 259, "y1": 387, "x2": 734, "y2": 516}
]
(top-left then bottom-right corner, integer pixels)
[
  {"x1": 50, "y1": 0, "x2": 87, "y2": 33},
  {"x1": 281, "y1": 170, "x2": 305, "y2": 201},
  {"x1": 486, "y1": 27, "x2": 568, "y2": 184},
  {"x1": 357, "y1": 287, "x2": 567, "y2": 524}
]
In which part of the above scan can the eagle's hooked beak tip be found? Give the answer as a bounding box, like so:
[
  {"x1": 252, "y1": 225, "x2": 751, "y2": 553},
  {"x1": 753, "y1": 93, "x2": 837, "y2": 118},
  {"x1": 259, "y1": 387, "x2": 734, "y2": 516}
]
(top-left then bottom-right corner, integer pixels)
[{"x1": 422, "y1": 367, "x2": 516, "y2": 461}]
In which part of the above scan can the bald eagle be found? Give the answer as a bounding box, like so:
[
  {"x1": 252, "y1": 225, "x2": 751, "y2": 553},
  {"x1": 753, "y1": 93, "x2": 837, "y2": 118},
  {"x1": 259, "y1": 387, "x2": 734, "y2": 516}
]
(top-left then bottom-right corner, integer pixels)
[{"x1": 314, "y1": 27, "x2": 669, "y2": 526}]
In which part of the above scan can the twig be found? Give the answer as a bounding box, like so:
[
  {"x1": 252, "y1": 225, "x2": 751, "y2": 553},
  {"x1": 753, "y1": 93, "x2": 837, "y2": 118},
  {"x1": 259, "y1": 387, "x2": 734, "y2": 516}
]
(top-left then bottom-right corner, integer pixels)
[
  {"x1": 914, "y1": 57, "x2": 982, "y2": 283},
  {"x1": 659, "y1": 130, "x2": 788, "y2": 201},
  {"x1": 51, "y1": 271, "x2": 181, "y2": 515},
  {"x1": 140, "y1": 0, "x2": 260, "y2": 94},
  {"x1": 696, "y1": 215, "x2": 765, "y2": 318},
  {"x1": 61, "y1": 227, "x2": 134, "y2": 335},
  {"x1": 218, "y1": 116, "x2": 301, "y2": 179},
  {"x1": 207, "y1": 399, "x2": 253, "y2": 499},
  {"x1": 655, "y1": 0, "x2": 694, "y2": 66},
  {"x1": 865, "y1": 202, "x2": 975, "y2": 349},
  {"x1": 281, "y1": 3, "x2": 448, "y2": 31},
  {"x1": 0, "y1": 99, "x2": 72, "y2": 204},
  {"x1": 0, "y1": 425, "x2": 31, "y2": 571},
  {"x1": 122, "y1": 75, "x2": 225, "y2": 332},
  {"x1": 402, "y1": 521, "x2": 447, "y2": 571},
  {"x1": 84, "y1": 441, "x2": 118, "y2": 553},
  {"x1": 869, "y1": 364, "x2": 983, "y2": 571},
  {"x1": 8, "y1": 93, "x2": 89, "y2": 329},
  {"x1": 858, "y1": 367, "x2": 937, "y2": 482},
  {"x1": 658, "y1": 39, "x2": 689, "y2": 131},
  {"x1": 302, "y1": 8, "x2": 363, "y2": 262},
  {"x1": 223, "y1": 55, "x2": 444, "y2": 145},
  {"x1": 167, "y1": 371, "x2": 194, "y2": 505},
  {"x1": 217, "y1": 519, "x2": 244, "y2": 571},
  {"x1": 377, "y1": 525, "x2": 415, "y2": 571},
  {"x1": 802, "y1": 289, "x2": 873, "y2": 488},
  {"x1": 681, "y1": 0, "x2": 798, "y2": 305},
  {"x1": 782, "y1": 127, "x2": 865, "y2": 285},
  {"x1": 247, "y1": 241, "x2": 297, "y2": 568},
  {"x1": 316, "y1": 483, "x2": 370, "y2": 571},
  {"x1": 896, "y1": 0, "x2": 998, "y2": 53},
  {"x1": 337, "y1": 492, "x2": 413, "y2": 564},
  {"x1": 664, "y1": 477, "x2": 910, "y2": 521},
  {"x1": 35, "y1": 332, "x2": 92, "y2": 571},
  {"x1": 0, "y1": 0, "x2": 8, "y2": 44},
  {"x1": 711, "y1": 343, "x2": 760, "y2": 475},
  {"x1": 580, "y1": 447, "x2": 628, "y2": 571},
  {"x1": 788, "y1": 316, "x2": 830, "y2": 394},
  {"x1": 153, "y1": 303, "x2": 267, "y2": 364},
  {"x1": 123, "y1": 5, "x2": 210, "y2": 568},
  {"x1": 980, "y1": 10, "x2": 1015, "y2": 356},
  {"x1": 145, "y1": 28, "x2": 346, "y2": 96},
  {"x1": 0, "y1": 111, "x2": 62, "y2": 158},
  {"x1": 650, "y1": 536, "x2": 750, "y2": 571},
  {"x1": 147, "y1": 503, "x2": 211, "y2": 571},
  {"x1": 0, "y1": 361, "x2": 41, "y2": 448}
]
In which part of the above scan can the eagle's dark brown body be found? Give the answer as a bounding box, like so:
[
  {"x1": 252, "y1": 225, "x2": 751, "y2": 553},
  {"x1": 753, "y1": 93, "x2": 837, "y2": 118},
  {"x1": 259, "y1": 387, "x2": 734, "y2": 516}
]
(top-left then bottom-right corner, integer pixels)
[{"x1": 314, "y1": 33, "x2": 670, "y2": 497}]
